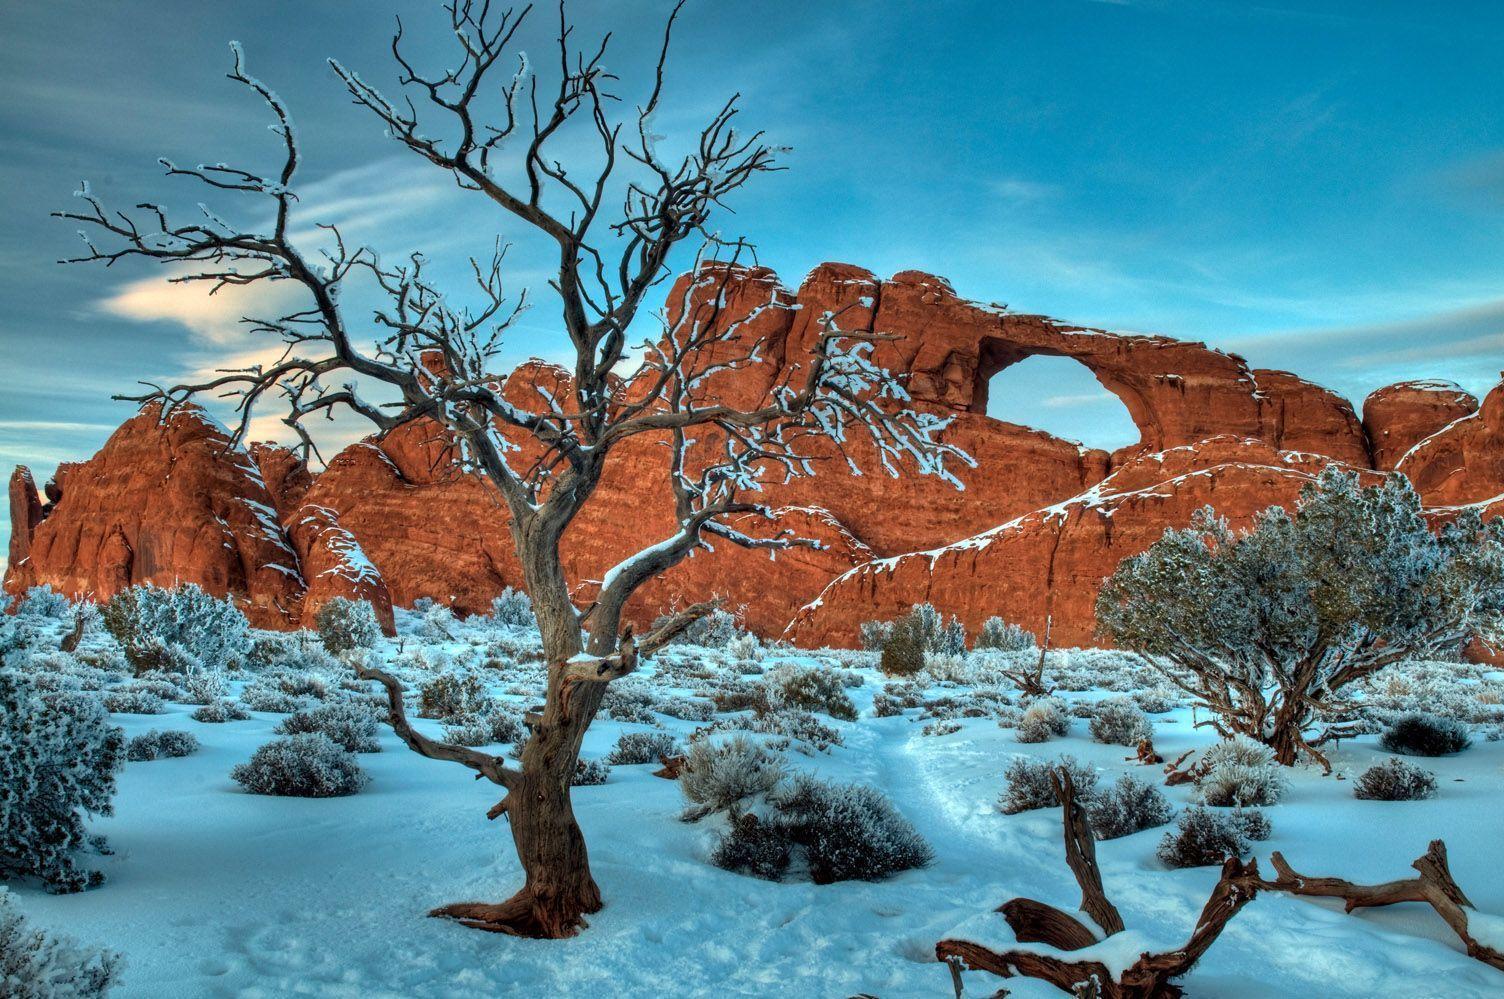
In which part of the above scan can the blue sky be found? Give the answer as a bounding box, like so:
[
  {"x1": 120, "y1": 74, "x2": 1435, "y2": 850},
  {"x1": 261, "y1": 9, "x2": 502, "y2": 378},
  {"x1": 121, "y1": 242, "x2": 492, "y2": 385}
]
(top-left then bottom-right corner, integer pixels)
[{"x1": 3, "y1": 0, "x2": 1503, "y2": 568}]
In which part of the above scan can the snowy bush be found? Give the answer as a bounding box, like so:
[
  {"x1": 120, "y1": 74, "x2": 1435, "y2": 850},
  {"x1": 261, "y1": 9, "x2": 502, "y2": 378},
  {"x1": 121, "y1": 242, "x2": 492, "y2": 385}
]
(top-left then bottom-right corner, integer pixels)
[
  {"x1": 0, "y1": 889, "x2": 122, "y2": 998},
  {"x1": 606, "y1": 731, "x2": 682, "y2": 766},
  {"x1": 680, "y1": 736, "x2": 787, "y2": 821},
  {"x1": 126, "y1": 729, "x2": 199, "y2": 762},
  {"x1": 441, "y1": 707, "x2": 524, "y2": 748},
  {"x1": 740, "y1": 708, "x2": 844, "y2": 752},
  {"x1": 654, "y1": 696, "x2": 717, "y2": 722},
  {"x1": 1379, "y1": 713, "x2": 1471, "y2": 757},
  {"x1": 1099, "y1": 469, "x2": 1504, "y2": 765},
  {"x1": 418, "y1": 672, "x2": 490, "y2": 720},
  {"x1": 569, "y1": 758, "x2": 611, "y2": 786},
  {"x1": 1088, "y1": 774, "x2": 1175, "y2": 840},
  {"x1": 1353, "y1": 758, "x2": 1438, "y2": 801},
  {"x1": 1015, "y1": 696, "x2": 1070, "y2": 743},
  {"x1": 655, "y1": 607, "x2": 744, "y2": 648},
  {"x1": 191, "y1": 699, "x2": 250, "y2": 723},
  {"x1": 238, "y1": 684, "x2": 312, "y2": 715},
  {"x1": 489, "y1": 587, "x2": 535, "y2": 628},
  {"x1": 245, "y1": 632, "x2": 340, "y2": 674},
  {"x1": 1132, "y1": 686, "x2": 1181, "y2": 714},
  {"x1": 998, "y1": 756, "x2": 1099, "y2": 815},
  {"x1": 1194, "y1": 737, "x2": 1288, "y2": 807},
  {"x1": 1088, "y1": 697, "x2": 1152, "y2": 746},
  {"x1": 16, "y1": 585, "x2": 70, "y2": 619},
  {"x1": 0, "y1": 672, "x2": 124, "y2": 892},
  {"x1": 101, "y1": 583, "x2": 250, "y2": 673},
  {"x1": 277, "y1": 700, "x2": 381, "y2": 753},
  {"x1": 859, "y1": 619, "x2": 892, "y2": 652},
  {"x1": 879, "y1": 616, "x2": 925, "y2": 677},
  {"x1": 101, "y1": 686, "x2": 166, "y2": 715},
  {"x1": 1156, "y1": 806, "x2": 1270, "y2": 868},
  {"x1": 772, "y1": 775, "x2": 932, "y2": 883},
  {"x1": 711, "y1": 813, "x2": 792, "y2": 881},
  {"x1": 313, "y1": 598, "x2": 383, "y2": 655},
  {"x1": 975, "y1": 617, "x2": 1035, "y2": 652},
  {"x1": 231, "y1": 734, "x2": 369, "y2": 798},
  {"x1": 602, "y1": 682, "x2": 659, "y2": 724},
  {"x1": 767, "y1": 664, "x2": 857, "y2": 721}
]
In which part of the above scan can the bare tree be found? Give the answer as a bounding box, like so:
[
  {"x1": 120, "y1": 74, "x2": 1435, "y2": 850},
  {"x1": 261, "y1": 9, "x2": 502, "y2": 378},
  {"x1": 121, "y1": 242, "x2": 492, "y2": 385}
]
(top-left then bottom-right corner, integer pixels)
[{"x1": 57, "y1": 1, "x2": 967, "y2": 937}]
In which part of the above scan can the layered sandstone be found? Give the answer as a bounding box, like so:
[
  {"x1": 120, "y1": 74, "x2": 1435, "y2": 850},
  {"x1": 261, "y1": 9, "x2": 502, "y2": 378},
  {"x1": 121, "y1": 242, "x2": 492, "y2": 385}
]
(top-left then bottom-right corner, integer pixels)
[{"x1": 1362, "y1": 380, "x2": 1479, "y2": 472}]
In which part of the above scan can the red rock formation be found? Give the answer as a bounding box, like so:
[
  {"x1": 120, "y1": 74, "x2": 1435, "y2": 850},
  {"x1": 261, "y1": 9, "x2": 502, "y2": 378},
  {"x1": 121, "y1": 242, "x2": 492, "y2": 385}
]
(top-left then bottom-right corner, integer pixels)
[
  {"x1": 1394, "y1": 379, "x2": 1504, "y2": 506},
  {"x1": 3, "y1": 404, "x2": 303, "y2": 628},
  {"x1": 784, "y1": 438, "x2": 1380, "y2": 650},
  {"x1": 9, "y1": 263, "x2": 1504, "y2": 649},
  {"x1": 1363, "y1": 380, "x2": 1479, "y2": 472}
]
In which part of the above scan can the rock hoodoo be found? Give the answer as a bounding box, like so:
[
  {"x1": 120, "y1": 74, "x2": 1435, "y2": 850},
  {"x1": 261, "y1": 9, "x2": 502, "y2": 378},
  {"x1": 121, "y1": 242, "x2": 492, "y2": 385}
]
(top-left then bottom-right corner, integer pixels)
[{"x1": 6, "y1": 263, "x2": 1502, "y2": 650}]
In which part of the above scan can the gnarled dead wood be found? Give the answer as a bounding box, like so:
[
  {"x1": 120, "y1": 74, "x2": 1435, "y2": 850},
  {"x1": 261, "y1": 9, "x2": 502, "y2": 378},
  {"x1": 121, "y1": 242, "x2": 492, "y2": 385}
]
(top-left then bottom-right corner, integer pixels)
[
  {"x1": 1256, "y1": 840, "x2": 1504, "y2": 972},
  {"x1": 937, "y1": 764, "x2": 1260, "y2": 997},
  {"x1": 1130, "y1": 739, "x2": 1163, "y2": 766}
]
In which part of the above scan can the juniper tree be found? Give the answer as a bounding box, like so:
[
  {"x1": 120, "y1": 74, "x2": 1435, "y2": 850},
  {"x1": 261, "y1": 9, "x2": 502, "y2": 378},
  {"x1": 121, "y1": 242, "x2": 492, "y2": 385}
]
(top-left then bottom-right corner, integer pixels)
[
  {"x1": 1097, "y1": 468, "x2": 1504, "y2": 766},
  {"x1": 57, "y1": 1, "x2": 967, "y2": 936}
]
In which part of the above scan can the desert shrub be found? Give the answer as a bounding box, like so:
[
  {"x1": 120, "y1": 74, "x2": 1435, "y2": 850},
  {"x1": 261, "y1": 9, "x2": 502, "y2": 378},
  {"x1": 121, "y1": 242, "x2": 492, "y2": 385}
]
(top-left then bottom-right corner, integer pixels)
[
  {"x1": 238, "y1": 684, "x2": 312, "y2": 714},
  {"x1": 772, "y1": 775, "x2": 932, "y2": 883},
  {"x1": 0, "y1": 889, "x2": 122, "y2": 998},
  {"x1": 1088, "y1": 774, "x2": 1175, "y2": 840},
  {"x1": 654, "y1": 696, "x2": 717, "y2": 722},
  {"x1": 101, "y1": 686, "x2": 166, "y2": 715},
  {"x1": 998, "y1": 756, "x2": 1098, "y2": 815},
  {"x1": 767, "y1": 664, "x2": 857, "y2": 721},
  {"x1": 277, "y1": 700, "x2": 381, "y2": 753},
  {"x1": 680, "y1": 736, "x2": 786, "y2": 821},
  {"x1": 1156, "y1": 806, "x2": 1269, "y2": 869},
  {"x1": 191, "y1": 699, "x2": 250, "y2": 723},
  {"x1": 879, "y1": 616, "x2": 925, "y2": 677},
  {"x1": 1195, "y1": 737, "x2": 1288, "y2": 807},
  {"x1": 976, "y1": 617, "x2": 1035, "y2": 652},
  {"x1": 489, "y1": 587, "x2": 535, "y2": 628},
  {"x1": 1088, "y1": 697, "x2": 1153, "y2": 746},
  {"x1": 231, "y1": 734, "x2": 369, "y2": 797},
  {"x1": 101, "y1": 583, "x2": 250, "y2": 672},
  {"x1": 418, "y1": 672, "x2": 490, "y2": 720},
  {"x1": 711, "y1": 813, "x2": 791, "y2": 881},
  {"x1": 871, "y1": 692, "x2": 907, "y2": 718},
  {"x1": 606, "y1": 730, "x2": 682, "y2": 766},
  {"x1": 16, "y1": 585, "x2": 70, "y2": 619},
  {"x1": 0, "y1": 672, "x2": 124, "y2": 892},
  {"x1": 859, "y1": 620, "x2": 892, "y2": 652},
  {"x1": 1379, "y1": 712, "x2": 1471, "y2": 757},
  {"x1": 601, "y1": 683, "x2": 659, "y2": 724},
  {"x1": 1015, "y1": 696, "x2": 1070, "y2": 743},
  {"x1": 245, "y1": 632, "x2": 340, "y2": 674},
  {"x1": 741, "y1": 708, "x2": 844, "y2": 752},
  {"x1": 571, "y1": 758, "x2": 611, "y2": 786},
  {"x1": 125, "y1": 729, "x2": 199, "y2": 762},
  {"x1": 653, "y1": 607, "x2": 744, "y2": 648},
  {"x1": 1353, "y1": 758, "x2": 1438, "y2": 801},
  {"x1": 441, "y1": 706, "x2": 524, "y2": 748},
  {"x1": 313, "y1": 598, "x2": 383, "y2": 655},
  {"x1": 1132, "y1": 686, "x2": 1181, "y2": 714}
]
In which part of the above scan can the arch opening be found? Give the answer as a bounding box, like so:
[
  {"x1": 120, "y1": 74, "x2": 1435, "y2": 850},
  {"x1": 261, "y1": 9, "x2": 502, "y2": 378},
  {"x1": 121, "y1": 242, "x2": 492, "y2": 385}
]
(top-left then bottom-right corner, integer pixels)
[{"x1": 981, "y1": 353, "x2": 1140, "y2": 452}]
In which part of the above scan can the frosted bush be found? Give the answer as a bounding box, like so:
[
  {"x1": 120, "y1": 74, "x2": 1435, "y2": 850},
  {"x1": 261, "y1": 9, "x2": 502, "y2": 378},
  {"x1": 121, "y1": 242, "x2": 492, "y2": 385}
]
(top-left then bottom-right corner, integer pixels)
[
  {"x1": 711, "y1": 813, "x2": 792, "y2": 881},
  {"x1": 1353, "y1": 757, "x2": 1438, "y2": 801},
  {"x1": 570, "y1": 758, "x2": 611, "y2": 786},
  {"x1": 740, "y1": 708, "x2": 843, "y2": 752},
  {"x1": 766, "y1": 664, "x2": 857, "y2": 721},
  {"x1": 606, "y1": 731, "x2": 682, "y2": 766},
  {"x1": 1379, "y1": 713, "x2": 1471, "y2": 757},
  {"x1": 602, "y1": 683, "x2": 658, "y2": 724},
  {"x1": 1195, "y1": 737, "x2": 1288, "y2": 807},
  {"x1": 231, "y1": 734, "x2": 369, "y2": 797},
  {"x1": 654, "y1": 696, "x2": 717, "y2": 722},
  {"x1": 1015, "y1": 696, "x2": 1070, "y2": 743},
  {"x1": 16, "y1": 585, "x2": 70, "y2": 619},
  {"x1": 975, "y1": 617, "x2": 1035, "y2": 651},
  {"x1": 314, "y1": 597, "x2": 383, "y2": 655},
  {"x1": 101, "y1": 686, "x2": 166, "y2": 715},
  {"x1": 772, "y1": 775, "x2": 932, "y2": 883},
  {"x1": 1088, "y1": 774, "x2": 1175, "y2": 840},
  {"x1": 126, "y1": 729, "x2": 199, "y2": 762},
  {"x1": 1088, "y1": 697, "x2": 1153, "y2": 745},
  {"x1": 191, "y1": 699, "x2": 250, "y2": 723},
  {"x1": 859, "y1": 619, "x2": 892, "y2": 652},
  {"x1": 238, "y1": 684, "x2": 313, "y2": 714},
  {"x1": 879, "y1": 616, "x2": 925, "y2": 677},
  {"x1": 680, "y1": 736, "x2": 787, "y2": 821},
  {"x1": 413, "y1": 603, "x2": 458, "y2": 642},
  {"x1": 1132, "y1": 686, "x2": 1181, "y2": 714},
  {"x1": 658, "y1": 607, "x2": 743, "y2": 648},
  {"x1": 0, "y1": 672, "x2": 124, "y2": 892},
  {"x1": 0, "y1": 889, "x2": 122, "y2": 998},
  {"x1": 489, "y1": 587, "x2": 534, "y2": 628},
  {"x1": 418, "y1": 672, "x2": 490, "y2": 719},
  {"x1": 441, "y1": 706, "x2": 524, "y2": 748},
  {"x1": 101, "y1": 583, "x2": 250, "y2": 673},
  {"x1": 1157, "y1": 806, "x2": 1270, "y2": 868},
  {"x1": 726, "y1": 633, "x2": 761, "y2": 663},
  {"x1": 999, "y1": 756, "x2": 1098, "y2": 815},
  {"x1": 245, "y1": 632, "x2": 340, "y2": 674},
  {"x1": 277, "y1": 700, "x2": 381, "y2": 753}
]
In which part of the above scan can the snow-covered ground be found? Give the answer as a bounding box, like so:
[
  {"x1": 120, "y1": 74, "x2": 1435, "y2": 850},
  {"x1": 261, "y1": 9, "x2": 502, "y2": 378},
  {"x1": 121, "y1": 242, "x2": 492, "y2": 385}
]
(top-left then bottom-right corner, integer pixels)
[{"x1": 9, "y1": 606, "x2": 1504, "y2": 998}]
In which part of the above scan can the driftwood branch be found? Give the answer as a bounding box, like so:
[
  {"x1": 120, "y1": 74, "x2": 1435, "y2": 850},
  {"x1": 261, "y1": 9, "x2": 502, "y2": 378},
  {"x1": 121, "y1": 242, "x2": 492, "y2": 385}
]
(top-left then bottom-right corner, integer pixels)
[
  {"x1": 1256, "y1": 840, "x2": 1504, "y2": 973},
  {"x1": 1053, "y1": 769, "x2": 1125, "y2": 937}
]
